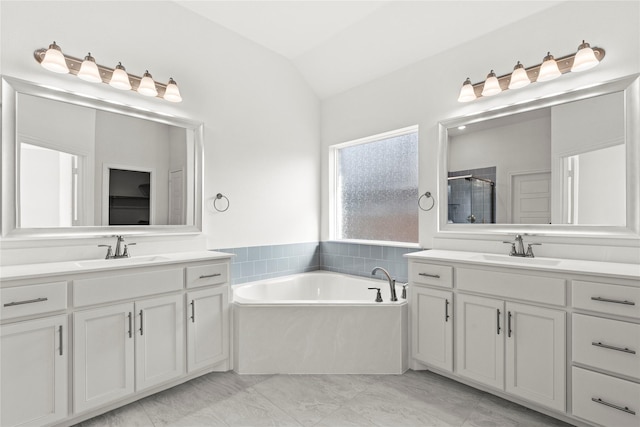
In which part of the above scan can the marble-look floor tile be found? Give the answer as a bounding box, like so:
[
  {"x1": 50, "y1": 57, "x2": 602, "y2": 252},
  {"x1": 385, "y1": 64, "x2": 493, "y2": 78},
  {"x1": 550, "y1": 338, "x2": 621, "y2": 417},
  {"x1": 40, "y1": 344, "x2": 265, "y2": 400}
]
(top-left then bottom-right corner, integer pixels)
[
  {"x1": 463, "y1": 394, "x2": 574, "y2": 427},
  {"x1": 78, "y1": 401, "x2": 153, "y2": 427},
  {"x1": 208, "y1": 387, "x2": 302, "y2": 427}
]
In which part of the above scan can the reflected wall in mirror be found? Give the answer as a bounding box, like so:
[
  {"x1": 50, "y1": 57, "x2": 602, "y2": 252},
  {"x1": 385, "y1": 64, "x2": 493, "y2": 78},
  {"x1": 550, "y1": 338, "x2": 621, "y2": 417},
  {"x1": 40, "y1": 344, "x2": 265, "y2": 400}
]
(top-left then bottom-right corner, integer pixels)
[
  {"x1": 2, "y1": 76, "x2": 203, "y2": 238},
  {"x1": 438, "y1": 74, "x2": 639, "y2": 238}
]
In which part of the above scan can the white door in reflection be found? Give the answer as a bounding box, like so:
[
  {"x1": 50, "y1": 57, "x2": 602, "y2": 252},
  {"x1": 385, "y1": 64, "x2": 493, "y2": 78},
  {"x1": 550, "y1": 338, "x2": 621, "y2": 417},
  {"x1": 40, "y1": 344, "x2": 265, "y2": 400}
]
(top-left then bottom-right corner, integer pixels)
[{"x1": 19, "y1": 143, "x2": 81, "y2": 228}]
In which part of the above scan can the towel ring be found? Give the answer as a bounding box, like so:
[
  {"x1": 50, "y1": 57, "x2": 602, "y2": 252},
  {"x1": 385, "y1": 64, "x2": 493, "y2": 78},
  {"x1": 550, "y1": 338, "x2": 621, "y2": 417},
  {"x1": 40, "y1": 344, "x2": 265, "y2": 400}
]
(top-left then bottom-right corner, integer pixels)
[
  {"x1": 213, "y1": 193, "x2": 230, "y2": 212},
  {"x1": 418, "y1": 191, "x2": 435, "y2": 211}
]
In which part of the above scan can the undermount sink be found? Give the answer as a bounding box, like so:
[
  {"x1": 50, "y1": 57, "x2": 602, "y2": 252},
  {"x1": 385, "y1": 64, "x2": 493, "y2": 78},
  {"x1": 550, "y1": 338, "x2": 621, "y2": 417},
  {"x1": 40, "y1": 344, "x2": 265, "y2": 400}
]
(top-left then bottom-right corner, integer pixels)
[
  {"x1": 74, "y1": 255, "x2": 171, "y2": 268},
  {"x1": 471, "y1": 253, "x2": 563, "y2": 267}
]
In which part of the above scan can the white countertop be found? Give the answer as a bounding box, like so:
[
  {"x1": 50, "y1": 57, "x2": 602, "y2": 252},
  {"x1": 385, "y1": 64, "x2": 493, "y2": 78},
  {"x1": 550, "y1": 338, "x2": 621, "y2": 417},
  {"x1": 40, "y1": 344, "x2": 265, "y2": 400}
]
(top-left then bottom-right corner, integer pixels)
[
  {"x1": 0, "y1": 250, "x2": 233, "y2": 283},
  {"x1": 406, "y1": 249, "x2": 640, "y2": 281}
]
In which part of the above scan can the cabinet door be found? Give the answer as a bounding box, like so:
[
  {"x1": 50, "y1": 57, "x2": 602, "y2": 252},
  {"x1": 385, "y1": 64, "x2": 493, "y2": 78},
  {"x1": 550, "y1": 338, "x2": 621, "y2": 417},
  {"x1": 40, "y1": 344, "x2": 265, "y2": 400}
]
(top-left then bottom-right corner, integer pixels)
[
  {"x1": 187, "y1": 286, "x2": 229, "y2": 372},
  {"x1": 74, "y1": 302, "x2": 134, "y2": 413},
  {"x1": 1, "y1": 315, "x2": 67, "y2": 427},
  {"x1": 456, "y1": 294, "x2": 505, "y2": 389},
  {"x1": 505, "y1": 302, "x2": 565, "y2": 411},
  {"x1": 412, "y1": 286, "x2": 453, "y2": 371},
  {"x1": 135, "y1": 294, "x2": 185, "y2": 391}
]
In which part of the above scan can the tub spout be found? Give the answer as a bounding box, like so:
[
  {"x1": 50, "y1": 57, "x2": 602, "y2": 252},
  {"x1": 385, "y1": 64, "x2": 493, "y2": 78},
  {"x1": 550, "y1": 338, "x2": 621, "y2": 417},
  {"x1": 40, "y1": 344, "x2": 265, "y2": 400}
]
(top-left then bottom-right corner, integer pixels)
[{"x1": 371, "y1": 267, "x2": 398, "y2": 302}]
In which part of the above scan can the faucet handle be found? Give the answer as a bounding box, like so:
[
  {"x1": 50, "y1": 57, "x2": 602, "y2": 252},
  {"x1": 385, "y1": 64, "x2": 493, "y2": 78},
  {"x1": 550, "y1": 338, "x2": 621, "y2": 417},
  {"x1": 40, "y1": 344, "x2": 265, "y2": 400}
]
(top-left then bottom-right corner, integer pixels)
[
  {"x1": 122, "y1": 243, "x2": 136, "y2": 258},
  {"x1": 401, "y1": 283, "x2": 408, "y2": 299},
  {"x1": 502, "y1": 241, "x2": 517, "y2": 256},
  {"x1": 368, "y1": 287, "x2": 383, "y2": 303},
  {"x1": 526, "y1": 243, "x2": 542, "y2": 258},
  {"x1": 98, "y1": 244, "x2": 113, "y2": 259}
]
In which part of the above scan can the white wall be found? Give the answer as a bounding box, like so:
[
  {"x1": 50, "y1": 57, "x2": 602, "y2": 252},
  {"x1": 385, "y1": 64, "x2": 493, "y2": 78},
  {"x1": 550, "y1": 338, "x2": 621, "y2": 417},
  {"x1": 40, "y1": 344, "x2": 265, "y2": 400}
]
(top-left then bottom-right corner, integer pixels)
[
  {"x1": 0, "y1": 1, "x2": 320, "y2": 264},
  {"x1": 321, "y1": 1, "x2": 640, "y2": 263}
]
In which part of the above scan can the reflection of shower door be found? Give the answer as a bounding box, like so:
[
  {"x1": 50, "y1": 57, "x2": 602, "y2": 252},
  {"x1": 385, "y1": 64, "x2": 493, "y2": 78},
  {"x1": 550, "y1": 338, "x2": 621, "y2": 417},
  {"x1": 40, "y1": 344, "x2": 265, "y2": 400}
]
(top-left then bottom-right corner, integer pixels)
[{"x1": 511, "y1": 172, "x2": 551, "y2": 224}]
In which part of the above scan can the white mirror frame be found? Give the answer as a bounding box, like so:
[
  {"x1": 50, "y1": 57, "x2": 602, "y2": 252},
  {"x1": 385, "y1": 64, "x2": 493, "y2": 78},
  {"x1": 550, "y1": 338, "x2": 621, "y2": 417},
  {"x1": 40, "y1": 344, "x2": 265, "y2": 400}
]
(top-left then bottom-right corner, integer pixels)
[
  {"x1": 1, "y1": 76, "x2": 204, "y2": 239},
  {"x1": 437, "y1": 74, "x2": 640, "y2": 245}
]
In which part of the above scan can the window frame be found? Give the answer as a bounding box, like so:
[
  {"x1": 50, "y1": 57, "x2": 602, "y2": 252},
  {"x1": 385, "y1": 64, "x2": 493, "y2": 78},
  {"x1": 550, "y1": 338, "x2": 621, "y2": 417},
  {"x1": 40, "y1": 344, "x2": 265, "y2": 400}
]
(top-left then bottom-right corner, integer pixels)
[{"x1": 328, "y1": 125, "x2": 420, "y2": 246}]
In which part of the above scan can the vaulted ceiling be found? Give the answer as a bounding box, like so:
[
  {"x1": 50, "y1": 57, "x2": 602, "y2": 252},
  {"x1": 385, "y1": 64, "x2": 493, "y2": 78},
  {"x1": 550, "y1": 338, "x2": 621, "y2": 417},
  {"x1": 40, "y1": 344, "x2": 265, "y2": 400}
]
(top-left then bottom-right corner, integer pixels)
[{"x1": 176, "y1": 1, "x2": 563, "y2": 99}]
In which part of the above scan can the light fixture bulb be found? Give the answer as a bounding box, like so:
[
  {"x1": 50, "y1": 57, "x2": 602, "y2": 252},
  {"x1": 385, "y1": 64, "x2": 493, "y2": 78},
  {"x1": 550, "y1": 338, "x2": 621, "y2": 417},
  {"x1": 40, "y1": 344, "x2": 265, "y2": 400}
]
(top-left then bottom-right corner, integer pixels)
[
  {"x1": 457, "y1": 78, "x2": 476, "y2": 102},
  {"x1": 481, "y1": 70, "x2": 502, "y2": 96},
  {"x1": 571, "y1": 40, "x2": 599, "y2": 72},
  {"x1": 109, "y1": 62, "x2": 132, "y2": 90},
  {"x1": 537, "y1": 52, "x2": 561, "y2": 82},
  {"x1": 508, "y1": 61, "x2": 531, "y2": 90},
  {"x1": 40, "y1": 41, "x2": 69, "y2": 74},
  {"x1": 163, "y1": 78, "x2": 182, "y2": 103},
  {"x1": 138, "y1": 70, "x2": 158, "y2": 97},
  {"x1": 77, "y1": 53, "x2": 102, "y2": 83}
]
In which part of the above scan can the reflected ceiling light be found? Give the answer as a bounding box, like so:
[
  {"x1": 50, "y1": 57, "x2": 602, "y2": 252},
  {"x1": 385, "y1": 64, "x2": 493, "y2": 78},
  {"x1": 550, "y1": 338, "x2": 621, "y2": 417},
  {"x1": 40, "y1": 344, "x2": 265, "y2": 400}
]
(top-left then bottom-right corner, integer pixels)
[
  {"x1": 537, "y1": 52, "x2": 561, "y2": 82},
  {"x1": 137, "y1": 70, "x2": 158, "y2": 97},
  {"x1": 508, "y1": 61, "x2": 531, "y2": 89},
  {"x1": 109, "y1": 62, "x2": 132, "y2": 90},
  {"x1": 481, "y1": 70, "x2": 502, "y2": 96},
  {"x1": 571, "y1": 40, "x2": 600, "y2": 72},
  {"x1": 457, "y1": 78, "x2": 476, "y2": 103},
  {"x1": 40, "y1": 41, "x2": 69, "y2": 74},
  {"x1": 34, "y1": 43, "x2": 183, "y2": 102},
  {"x1": 163, "y1": 78, "x2": 182, "y2": 103},
  {"x1": 457, "y1": 41, "x2": 605, "y2": 102},
  {"x1": 77, "y1": 53, "x2": 102, "y2": 83}
]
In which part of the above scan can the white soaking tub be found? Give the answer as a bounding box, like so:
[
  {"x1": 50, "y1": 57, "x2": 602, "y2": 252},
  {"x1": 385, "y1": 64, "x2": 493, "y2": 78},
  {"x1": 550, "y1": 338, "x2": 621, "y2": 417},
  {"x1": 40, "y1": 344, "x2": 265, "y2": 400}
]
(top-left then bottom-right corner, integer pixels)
[{"x1": 233, "y1": 271, "x2": 408, "y2": 374}]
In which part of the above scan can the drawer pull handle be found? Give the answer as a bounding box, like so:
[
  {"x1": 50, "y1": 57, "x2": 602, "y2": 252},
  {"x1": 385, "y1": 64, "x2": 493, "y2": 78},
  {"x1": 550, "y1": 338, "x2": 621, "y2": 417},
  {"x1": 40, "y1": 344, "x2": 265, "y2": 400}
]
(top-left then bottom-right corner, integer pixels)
[
  {"x1": 445, "y1": 299, "x2": 450, "y2": 322},
  {"x1": 4, "y1": 297, "x2": 48, "y2": 307},
  {"x1": 591, "y1": 398, "x2": 636, "y2": 415},
  {"x1": 592, "y1": 341, "x2": 636, "y2": 355},
  {"x1": 496, "y1": 309, "x2": 501, "y2": 335},
  {"x1": 191, "y1": 300, "x2": 196, "y2": 323},
  {"x1": 199, "y1": 273, "x2": 222, "y2": 279},
  {"x1": 59, "y1": 325, "x2": 63, "y2": 356},
  {"x1": 507, "y1": 311, "x2": 513, "y2": 338},
  {"x1": 419, "y1": 273, "x2": 440, "y2": 279},
  {"x1": 139, "y1": 310, "x2": 144, "y2": 336},
  {"x1": 591, "y1": 296, "x2": 635, "y2": 306},
  {"x1": 127, "y1": 312, "x2": 133, "y2": 338}
]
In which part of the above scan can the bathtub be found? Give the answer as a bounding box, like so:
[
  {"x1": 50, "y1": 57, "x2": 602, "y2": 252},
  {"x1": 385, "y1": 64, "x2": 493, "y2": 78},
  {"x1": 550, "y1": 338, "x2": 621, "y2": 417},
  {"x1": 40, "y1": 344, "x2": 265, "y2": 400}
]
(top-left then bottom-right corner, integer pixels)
[{"x1": 233, "y1": 271, "x2": 407, "y2": 374}]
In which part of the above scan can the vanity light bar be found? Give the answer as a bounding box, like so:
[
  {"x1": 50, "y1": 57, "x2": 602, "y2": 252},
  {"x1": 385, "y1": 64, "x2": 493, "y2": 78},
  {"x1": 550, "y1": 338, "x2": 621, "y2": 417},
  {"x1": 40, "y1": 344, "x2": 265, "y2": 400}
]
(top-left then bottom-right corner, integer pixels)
[
  {"x1": 458, "y1": 41, "x2": 605, "y2": 102},
  {"x1": 34, "y1": 43, "x2": 182, "y2": 103}
]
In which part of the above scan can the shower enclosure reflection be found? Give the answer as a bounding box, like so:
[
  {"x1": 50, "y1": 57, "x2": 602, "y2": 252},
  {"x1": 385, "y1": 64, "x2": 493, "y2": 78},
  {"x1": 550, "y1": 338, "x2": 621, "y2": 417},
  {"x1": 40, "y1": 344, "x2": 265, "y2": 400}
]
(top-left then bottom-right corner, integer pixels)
[{"x1": 447, "y1": 173, "x2": 495, "y2": 224}]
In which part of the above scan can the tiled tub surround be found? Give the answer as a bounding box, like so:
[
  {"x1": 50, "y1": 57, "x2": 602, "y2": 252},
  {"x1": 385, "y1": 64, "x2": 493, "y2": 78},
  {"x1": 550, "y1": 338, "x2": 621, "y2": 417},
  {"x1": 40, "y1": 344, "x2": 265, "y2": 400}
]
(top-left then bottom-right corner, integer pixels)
[{"x1": 214, "y1": 241, "x2": 419, "y2": 285}]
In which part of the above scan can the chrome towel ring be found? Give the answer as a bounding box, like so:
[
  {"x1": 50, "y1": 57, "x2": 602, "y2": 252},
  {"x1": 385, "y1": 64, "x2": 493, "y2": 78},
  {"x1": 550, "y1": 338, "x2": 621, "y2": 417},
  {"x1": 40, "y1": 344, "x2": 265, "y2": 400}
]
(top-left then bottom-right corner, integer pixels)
[
  {"x1": 213, "y1": 193, "x2": 230, "y2": 212},
  {"x1": 418, "y1": 191, "x2": 435, "y2": 211}
]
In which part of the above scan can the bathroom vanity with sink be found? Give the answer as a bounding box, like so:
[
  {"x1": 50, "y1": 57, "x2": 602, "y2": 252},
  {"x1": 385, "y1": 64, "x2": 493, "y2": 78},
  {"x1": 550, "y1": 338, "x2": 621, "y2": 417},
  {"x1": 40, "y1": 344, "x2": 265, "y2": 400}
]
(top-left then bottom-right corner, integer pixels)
[
  {"x1": 407, "y1": 249, "x2": 640, "y2": 427},
  {"x1": 0, "y1": 251, "x2": 232, "y2": 427}
]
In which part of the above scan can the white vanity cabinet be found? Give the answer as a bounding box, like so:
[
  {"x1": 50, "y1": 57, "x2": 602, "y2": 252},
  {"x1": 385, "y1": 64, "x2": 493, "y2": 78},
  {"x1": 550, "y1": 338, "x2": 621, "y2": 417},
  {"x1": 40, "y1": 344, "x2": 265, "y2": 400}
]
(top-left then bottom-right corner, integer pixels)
[
  {"x1": 411, "y1": 286, "x2": 453, "y2": 372},
  {"x1": 0, "y1": 252, "x2": 232, "y2": 427},
  {"x1": 1, "y1": 314, "x2": 68, "y2": 427}
]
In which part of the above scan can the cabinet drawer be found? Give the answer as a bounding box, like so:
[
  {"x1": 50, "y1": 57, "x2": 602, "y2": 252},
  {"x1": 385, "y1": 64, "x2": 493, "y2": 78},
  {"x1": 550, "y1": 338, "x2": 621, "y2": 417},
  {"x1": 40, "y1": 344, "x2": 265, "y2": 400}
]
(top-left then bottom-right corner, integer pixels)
[
  {"x1": 409, "y1": 262, "x2": 453, "y2": 288},
  {"x1": 573, "y1": 314, "x2": 640, "y2": 380},
  {"x1": 572, "y1": 367, "x2": 640, "y2": 427},
  {"x1": 1, "y1": 282, "x2": 67, "y2": 320},
  {"x1": 457, "y1": 268, "x2": 565, "y2": 306},
  {"x1": 73, "y1": 268, "x2": 183, "y2": 307},
  {"x1": 572, "y1": 280, "x2": 640, "y2": 319},
  {"x1": 186, "y1": 263, "x2": 228, "y2": 288}
]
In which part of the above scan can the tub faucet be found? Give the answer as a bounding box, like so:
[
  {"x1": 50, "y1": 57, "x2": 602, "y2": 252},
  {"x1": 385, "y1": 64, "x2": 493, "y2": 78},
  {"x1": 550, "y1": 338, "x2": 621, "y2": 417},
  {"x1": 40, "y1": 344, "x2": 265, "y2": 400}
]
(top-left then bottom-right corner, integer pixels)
[{"x1": 371, "y1": 267, "x2": 398, "y2": 302}]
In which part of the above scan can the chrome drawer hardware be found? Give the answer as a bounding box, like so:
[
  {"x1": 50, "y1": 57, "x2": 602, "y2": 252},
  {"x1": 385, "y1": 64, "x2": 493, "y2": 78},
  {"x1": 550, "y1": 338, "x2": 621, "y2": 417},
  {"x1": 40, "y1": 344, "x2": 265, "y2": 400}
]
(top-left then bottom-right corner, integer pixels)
[
  {"x1": 591, "y1": 296, "x2": 635, "y2": 306},
  {"x1": 199, "y1": 273, "x2": 222, "y2": 279},
  {"x1": 496, "y1": 309, "x2": 501, "y2": 335},
  {"x1": 59, "y1": 325, "x2": 63, "y2": 356},
  {"x1": 591, "y1": 341, "x2": 637, "y2": 355},
  {"x1": 3, "y1": 297, "x2": 48, "y2": 307},
  {"x1": 190, "y1": 300, "x2": 196, "y2": 322},
  {"x1": 591, "y1": 397, "x2": 636, "y2": 415},
  {"x1": 445, "y1": 299, "x2": 450, "y2": 322},
  {"x1": 418, "y1": 272, "x2": 440, "y2": 279}
]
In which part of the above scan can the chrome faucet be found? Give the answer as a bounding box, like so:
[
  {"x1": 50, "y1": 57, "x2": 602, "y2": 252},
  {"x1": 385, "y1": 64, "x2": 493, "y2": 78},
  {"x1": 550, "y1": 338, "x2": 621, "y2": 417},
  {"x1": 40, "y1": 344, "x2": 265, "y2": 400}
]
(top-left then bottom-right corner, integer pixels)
[
  {"x1": 371, "y1": 267, "x2": 398, "y2": 302},
  {"x1": 99, "y1": 235, "x2": 135, "y2": 259},
  {"x1": 503, "y1": 234, "x2": 541, "y2": 258}
]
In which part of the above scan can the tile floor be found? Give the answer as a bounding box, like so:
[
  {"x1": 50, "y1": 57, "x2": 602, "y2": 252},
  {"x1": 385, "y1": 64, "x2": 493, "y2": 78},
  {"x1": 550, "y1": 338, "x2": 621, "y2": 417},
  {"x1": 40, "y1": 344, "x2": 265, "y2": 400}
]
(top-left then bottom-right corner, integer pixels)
[{"x1": 77, "y1": 370, "x2": 574, "y2": 427}]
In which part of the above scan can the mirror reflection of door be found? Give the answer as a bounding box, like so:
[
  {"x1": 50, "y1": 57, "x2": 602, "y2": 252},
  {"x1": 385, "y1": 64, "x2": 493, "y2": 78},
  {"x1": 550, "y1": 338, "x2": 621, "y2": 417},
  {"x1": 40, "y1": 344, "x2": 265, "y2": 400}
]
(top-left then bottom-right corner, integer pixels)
[
  {"x1": 19, "y1": 143, "x2": 83, "y2": 228},
  {"x1": 511, "y1": 172, "x2": 551, "y2": 224},
  {"x1": 168, "y1": 169, "x2": 185, "y2": 225}
]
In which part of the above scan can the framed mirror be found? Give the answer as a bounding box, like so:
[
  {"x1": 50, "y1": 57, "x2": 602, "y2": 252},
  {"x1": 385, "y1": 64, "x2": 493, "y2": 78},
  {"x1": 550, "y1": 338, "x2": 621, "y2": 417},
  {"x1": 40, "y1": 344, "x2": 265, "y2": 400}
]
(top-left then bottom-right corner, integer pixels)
[
  {"x1": 1, "y1": 76, "x2": 204, "y2": 239},
  {"x1": 437, "y1": 74, "x2": 640, "y2": 241}
]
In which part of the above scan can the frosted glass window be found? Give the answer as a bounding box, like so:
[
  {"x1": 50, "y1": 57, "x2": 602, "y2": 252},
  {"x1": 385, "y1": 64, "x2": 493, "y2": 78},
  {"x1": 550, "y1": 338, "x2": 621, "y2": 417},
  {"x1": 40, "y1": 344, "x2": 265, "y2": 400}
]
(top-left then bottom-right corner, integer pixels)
[{"x1": 334, "y1": 130, "x2": 418, "y2": 243}]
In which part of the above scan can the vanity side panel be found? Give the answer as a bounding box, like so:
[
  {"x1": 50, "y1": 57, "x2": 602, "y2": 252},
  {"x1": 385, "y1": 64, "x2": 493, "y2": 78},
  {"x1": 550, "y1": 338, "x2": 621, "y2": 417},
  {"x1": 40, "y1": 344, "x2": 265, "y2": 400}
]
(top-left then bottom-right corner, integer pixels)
[{"x1": 457, "y1": 268, "x2": 566, "y2": 306}]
